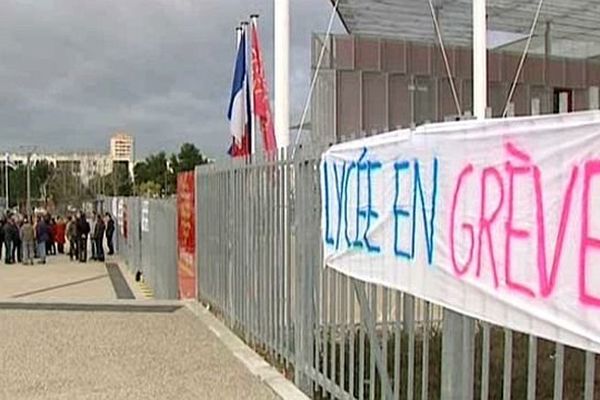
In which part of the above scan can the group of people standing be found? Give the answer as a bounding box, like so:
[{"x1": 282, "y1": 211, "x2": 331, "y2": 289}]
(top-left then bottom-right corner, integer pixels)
[
  {"x1": 66, "y1": 211, "x2": 115, "y2": 263},
  {"x1": 0, "y1": 211, "x2": 115, "y2": 265}
]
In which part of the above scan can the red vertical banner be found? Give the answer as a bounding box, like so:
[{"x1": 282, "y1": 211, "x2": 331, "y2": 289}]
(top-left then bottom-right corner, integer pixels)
[{"x1": 177, "y1": 171, "x2": 197, "y2": 299}]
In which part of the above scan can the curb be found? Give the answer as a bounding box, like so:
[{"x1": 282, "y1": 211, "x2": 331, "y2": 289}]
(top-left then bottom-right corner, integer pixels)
[
  {"x1": 0, "y1": 298, "x2": 182, "y2": 313},
  {"x1": 184, "y1": 301, "x2": 310, "y2": 400}
]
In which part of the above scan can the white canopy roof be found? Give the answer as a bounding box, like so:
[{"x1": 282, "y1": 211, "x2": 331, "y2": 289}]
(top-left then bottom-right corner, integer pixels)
[{"x1": 332, "y1": 0, "x2": 600, "y2": 58}]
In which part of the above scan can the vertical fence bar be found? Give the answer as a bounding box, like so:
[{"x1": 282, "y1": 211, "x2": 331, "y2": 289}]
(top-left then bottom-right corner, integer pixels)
[
  {"x1": 381, "y1": 288, "x2": 389, "y2": 400},
  {"x1": 259, "y1": 165, "x2": 267, "y2": 347},
  {"x1": 295, "y1": 155, "x2": 307, "y2": 390},
  {"x1": 354, "y1": 281, "x2": 394, "y2": 400},
  {"x1": 340, "y1": 274, "x2": 348, "y2": 398},
  {"x1": 359, "y1": 280, "x2": 366, "y2": 400},
  {"x1": 369, "y1": 284, "x2": 377, "y2": 400},
  {"x1": 481, "y1": 322, "x2": 490, "y2": 400},
  {"x1": 503, "y1": 329, "x2": 513, "y2": 400},
  {"x1": 308, "y1": 155, "x2": 318, "y2": 397},
  {"x1": 276, "y1": 156, "x2": 283, "y2": 360},
  {"x1": 553, "y1": 343, "x2": 564, "y2": 400},
  {"x1": 406, "y1": 295, "x2": 415, "y2": 400},
  {"x1": 584, "y1": 351, "x2": 595, "y2": 400},
  {"x1": 349, "y1": 276, "x2": 356, "y2": 399},
  {"x1": 323, "y1": 258, "x2": 330, "y2": 395},
  {"x1": 331, "y1": 269, "x2": 338, "y2": 396},
  {"x1": 394, "y1": 291, "x2": 402, "y2": 400},
  {"x1": 527, "y1": 336, "x2": 538, "y2": 400},
  {"x1": 285, "y1": 154, "x2": 293, "y2": 369},
  {"x1": 421, "y1": 302, "x2": 430, "y2": 400}
]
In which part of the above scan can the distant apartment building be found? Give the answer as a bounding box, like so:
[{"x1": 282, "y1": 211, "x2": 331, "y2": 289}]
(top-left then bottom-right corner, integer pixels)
[
  {"x1": 3, "y1": 132, "x2": 135, "y2": 185},
  {"x1": 110, "y1": 133, "x2": 134, "y2": 162},
  {"x1": 110, "y1": 132, "x2": 135, "y2": 177}
]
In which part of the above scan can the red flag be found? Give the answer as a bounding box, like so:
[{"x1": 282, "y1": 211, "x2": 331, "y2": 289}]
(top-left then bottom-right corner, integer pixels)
[{"x1": 250, "y1": 21, "x2": 277, "y2": 153}]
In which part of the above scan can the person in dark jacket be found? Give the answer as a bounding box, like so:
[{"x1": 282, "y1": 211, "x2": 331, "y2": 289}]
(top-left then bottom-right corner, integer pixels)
[
  {"x1": 3, "y1": 217, "x2": 18, "y2": 265},
  {"x1": 90, "y1": 211, "x2": 97, "y2": 260},
  {"x1": 76, "y1": 212, "x2": 90, "y2": 263},
  {"x1": 47, "y1": 216, "x2": 56, "y2": 256},
  {"x1": 93, "y1": 214, "x2": 106, "y2": 262},
  {"x1": 105, "y1": 213, "x2": 115, "y2": 256},
  {"x1": 13, "y1": 217, "x2": 22, "y2": 263},
  {"x1": 35, "y1": 216, "x2": 51, "y2": 264},
  {"x1": 0, "y1": 217, "x2": 5, "y2": 262}
]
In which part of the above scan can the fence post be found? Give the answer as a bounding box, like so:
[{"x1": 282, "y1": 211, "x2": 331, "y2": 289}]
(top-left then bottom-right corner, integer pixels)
[
  {"x1": 293, "y1": 155, "x2": 315, "y2": 396},
  {"x1": 441, "y1": 310, "x2": 474, "y2": 400}
]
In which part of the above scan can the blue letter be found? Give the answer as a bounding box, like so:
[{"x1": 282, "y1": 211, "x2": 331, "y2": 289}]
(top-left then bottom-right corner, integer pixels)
[
  {"x1": 394, "y1": 161, "x2": 412, "y2": 259},
  {"x1": 412, "y1": 158, "x2": 439, "y2": 265},
  {"x1": 333, "y1": 162, "x2": 348, "y2": 250},
  {"x1": 343, "y1": 162, "x2": 356, "y2": 249},
  {"x1": 353, "y1": 148, "x2": 368, "y2": 248},
  {"x1": 363, "y1": 159, "x2": 382, "y2": 253},
  {"x1": 323, "y1": 161, "x2": 334, "y2": 245}
]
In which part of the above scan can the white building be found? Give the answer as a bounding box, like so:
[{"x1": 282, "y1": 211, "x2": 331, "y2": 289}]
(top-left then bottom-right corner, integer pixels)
[
  {"x1": 6, "y1": 152, "x2": 113, "y2": 185},
  {"x1": 110, "y1": 133, "x2": 134, "y2": 162},
  {"x1": 3, "y1": 132, "x2": 135, "y2": 185},
  {"x1": 110, "y1": 132, "x2": 135, "y2": 177}
]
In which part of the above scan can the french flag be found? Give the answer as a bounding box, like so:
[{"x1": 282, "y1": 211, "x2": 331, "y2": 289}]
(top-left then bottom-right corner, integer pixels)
[{"x1": 227, "y1": 30, "x2": 252, "y2": 157}]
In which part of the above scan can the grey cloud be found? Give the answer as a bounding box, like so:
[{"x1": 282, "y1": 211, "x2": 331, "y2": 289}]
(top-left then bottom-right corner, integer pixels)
[{"x1": 0, "y1": 0, "x2": 344, "y2": 159}]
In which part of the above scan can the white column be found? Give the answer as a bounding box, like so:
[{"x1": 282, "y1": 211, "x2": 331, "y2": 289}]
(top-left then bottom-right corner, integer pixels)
[
  {"x1": 473, "y1": 0, "x2": 487, "y2": 120},
  {"x1": 4, "y1": 156, "x2": 8, "y2": 209},
  {"x1": 274, "y1": 0, "x2": 290, "y2": 148}
]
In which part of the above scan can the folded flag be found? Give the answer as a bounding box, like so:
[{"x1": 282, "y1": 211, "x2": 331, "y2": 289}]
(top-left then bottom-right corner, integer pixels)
[
  {"x1": 250, "y1": 20, "x2": 277, "y2": 153},
  {"x1": 227, "y1": 30, "x2": 252, "y2": 157}
]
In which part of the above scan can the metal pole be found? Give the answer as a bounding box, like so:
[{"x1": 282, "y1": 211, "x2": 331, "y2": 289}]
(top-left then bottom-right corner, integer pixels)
[
  {"x1": 4, "y1": 155, "x2": 8, "y2": 209},
  {"x1": 473, "y1": 0, "x2": 487, "y2": 119},
  {"x1": 441, "y1": 4, "x2": 488, "y2": 398},
  {"x1": 250, "y1": 14, "x2": 259, "y2": 155},
  {"x1": 241, "y1": 21, "x2": 253, "y2": 157},
  {"x1": 544, "y1": 21, "x2": 552, "y2": 58},
  {"x1": 274, "y1": 0, "x2": 290, "y2": 148},
  {"x1": 26, "y1": 152, "x2": 31, "y2": 215}
]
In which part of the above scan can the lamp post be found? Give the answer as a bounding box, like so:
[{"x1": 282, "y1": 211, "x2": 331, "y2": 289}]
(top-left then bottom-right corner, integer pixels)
[{"x1": 19, "y1": 145, "x2": 37, "y2": 216}]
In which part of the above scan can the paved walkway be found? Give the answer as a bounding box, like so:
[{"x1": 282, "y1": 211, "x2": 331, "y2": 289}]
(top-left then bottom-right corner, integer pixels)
[
  {"x1": 0, "y1": 255, "x2": 146, "y2": 300},
  {"x1": 0, "y1": 256, "x2": 288, "y2": 399},
  {"x1": 0, "y1": 304, "x2": 279, "y2": 399}
]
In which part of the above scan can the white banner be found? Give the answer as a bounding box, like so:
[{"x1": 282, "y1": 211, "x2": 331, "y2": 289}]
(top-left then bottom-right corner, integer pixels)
[
  {"x1": 321, "y1": 111, "x2": 600, "y2": 352},
  {"x1": 117, "y1": 199, "x2": 125, "y2": 236},
  {"x1": 111, "y1": 198, "x2": 118, "y2": 220},
  {"x1": 141, "y1": 200, "x2": 150, "y2": 233}
]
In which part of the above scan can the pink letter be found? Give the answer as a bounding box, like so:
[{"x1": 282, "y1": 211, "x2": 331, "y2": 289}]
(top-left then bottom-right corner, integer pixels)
[
  {"x1": 579, "y1": 160, "x2": 600, "y2": 307},
  {"x1": 476, "y1": 167, "x2": 503, "y2": 287},
  {"x1": 450, "y1": 164, "x2": 475, "y2": 276},
  {"x1": 504, "y1": 143, "x2": 536, "y2": 298},
  {"x1": 534, "y1": 166, "x2": 579, "y2": 298}
]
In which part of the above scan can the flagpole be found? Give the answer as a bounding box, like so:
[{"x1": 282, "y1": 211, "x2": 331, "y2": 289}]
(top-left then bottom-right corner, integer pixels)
[
  {"x1": 249, "y1": 14, "x2": 259, "y2": 155},
  {"x1": 274, "y1": 0, "x2": 290, "y2": 148},
  {"x1": 241, "y1": 21, "x2": 254, "y2": 156},
  {"x1": 4, "y1": 154, "x2": 9, "y2": 210},
  {"x1": 473, "y1": 0, "x2": 487, "y2": 120}
]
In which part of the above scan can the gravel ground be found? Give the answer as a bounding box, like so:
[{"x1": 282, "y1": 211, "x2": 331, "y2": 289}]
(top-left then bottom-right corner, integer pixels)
[{"x1": 0, "y1": 307, "x2": 279, "y2": 400}]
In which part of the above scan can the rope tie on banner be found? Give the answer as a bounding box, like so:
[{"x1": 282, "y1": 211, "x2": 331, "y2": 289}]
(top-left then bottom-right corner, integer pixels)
[
  {"x1": 427, "y1": 0, "x2": 462, "y2": 116},
  {"x1": 292, "y1": 0, "x2": 340, "y2": 155},
  {"x1": 502, "y1": 0, "x2": 546, "y2": 117}
]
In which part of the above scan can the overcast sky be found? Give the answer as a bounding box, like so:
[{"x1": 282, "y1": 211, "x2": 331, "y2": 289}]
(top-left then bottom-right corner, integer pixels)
[{"x1": 0, "y1": 0, "x2": 343, "y2": 159}]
